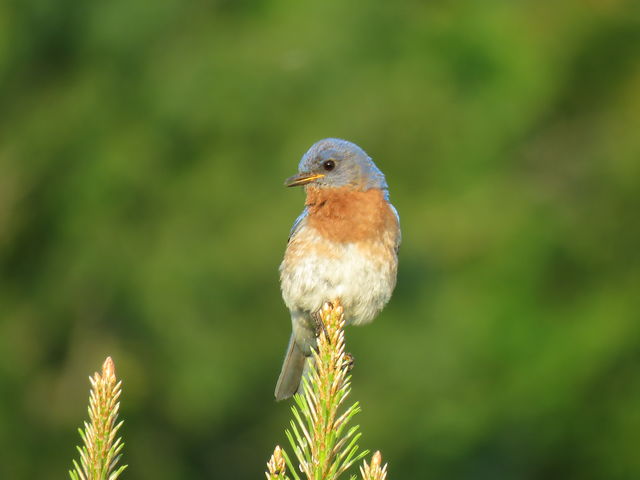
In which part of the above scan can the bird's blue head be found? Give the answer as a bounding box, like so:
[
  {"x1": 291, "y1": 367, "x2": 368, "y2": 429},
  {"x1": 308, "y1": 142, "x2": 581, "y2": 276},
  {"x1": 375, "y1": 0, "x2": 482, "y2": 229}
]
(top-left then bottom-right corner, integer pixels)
[{"x1": 285, "y1": 138, "x2": 388, "y2": 191}]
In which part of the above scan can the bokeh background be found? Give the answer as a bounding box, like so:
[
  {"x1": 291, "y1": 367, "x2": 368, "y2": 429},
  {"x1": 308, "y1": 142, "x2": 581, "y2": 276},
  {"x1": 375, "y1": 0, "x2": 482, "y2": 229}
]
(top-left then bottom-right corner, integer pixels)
[{"x1": 1, "y1": 0, "x2": 639, "y2": 478}]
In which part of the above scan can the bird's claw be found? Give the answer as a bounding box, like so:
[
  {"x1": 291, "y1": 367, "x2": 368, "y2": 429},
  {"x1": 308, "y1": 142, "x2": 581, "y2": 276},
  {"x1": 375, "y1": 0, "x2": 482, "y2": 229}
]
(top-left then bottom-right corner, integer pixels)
[
  {"x1": 344, "y1": 352, "x2": 355, "y2": 372},
  {"x1": 313, "y1": 310, "x2": 330, "y2": 342}
]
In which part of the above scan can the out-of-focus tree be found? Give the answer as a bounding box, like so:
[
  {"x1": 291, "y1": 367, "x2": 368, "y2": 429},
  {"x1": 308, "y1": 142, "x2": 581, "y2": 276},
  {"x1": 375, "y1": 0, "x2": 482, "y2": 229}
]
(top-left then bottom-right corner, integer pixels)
[{"x1": 0, "y1": 1, "x2": 639, "y2": 479}]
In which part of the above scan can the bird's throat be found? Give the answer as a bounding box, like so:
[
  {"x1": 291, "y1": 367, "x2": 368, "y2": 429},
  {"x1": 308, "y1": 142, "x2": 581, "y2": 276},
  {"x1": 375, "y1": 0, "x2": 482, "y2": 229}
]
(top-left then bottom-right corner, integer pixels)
[{"x1": 304, "y1": 187, "x2": 398, "y2": 244}]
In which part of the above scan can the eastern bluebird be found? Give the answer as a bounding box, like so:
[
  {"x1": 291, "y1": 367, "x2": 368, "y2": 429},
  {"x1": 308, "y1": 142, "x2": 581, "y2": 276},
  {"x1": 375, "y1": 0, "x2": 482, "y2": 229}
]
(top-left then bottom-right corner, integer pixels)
[{"x1": 275, "y1": 138, "x2": 401, "y2": 400}]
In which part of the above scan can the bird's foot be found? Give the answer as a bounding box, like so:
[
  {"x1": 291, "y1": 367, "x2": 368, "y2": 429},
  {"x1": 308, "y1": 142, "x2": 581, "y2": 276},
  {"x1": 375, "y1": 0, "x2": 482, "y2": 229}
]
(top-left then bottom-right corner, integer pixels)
[
  {"x1": 344, "y1": 352, "x2": 355, "y2": 372},
  {"x1": 312, "y1": 309, "x2": 330, "y2": 342}
]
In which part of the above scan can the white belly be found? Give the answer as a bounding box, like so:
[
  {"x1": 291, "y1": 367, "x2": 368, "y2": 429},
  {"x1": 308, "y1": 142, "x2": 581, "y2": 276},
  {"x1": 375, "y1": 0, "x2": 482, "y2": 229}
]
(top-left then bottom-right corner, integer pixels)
[{"x1": 280, "y1": 231, "x2": 397, "y2": 325}]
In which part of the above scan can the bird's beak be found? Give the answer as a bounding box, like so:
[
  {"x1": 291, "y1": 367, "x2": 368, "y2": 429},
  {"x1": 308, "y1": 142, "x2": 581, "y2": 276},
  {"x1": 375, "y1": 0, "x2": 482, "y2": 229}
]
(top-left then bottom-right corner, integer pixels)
[{"x1": 285, "y1": 172, "x2": 325, "y2": 187}]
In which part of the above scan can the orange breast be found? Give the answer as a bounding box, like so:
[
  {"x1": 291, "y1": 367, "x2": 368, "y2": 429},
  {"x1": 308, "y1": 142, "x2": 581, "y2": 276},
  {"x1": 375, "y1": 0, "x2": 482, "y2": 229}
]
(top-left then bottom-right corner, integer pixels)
[{"x1": 304, "y1": 187, "x2": 399, "y2": 244}]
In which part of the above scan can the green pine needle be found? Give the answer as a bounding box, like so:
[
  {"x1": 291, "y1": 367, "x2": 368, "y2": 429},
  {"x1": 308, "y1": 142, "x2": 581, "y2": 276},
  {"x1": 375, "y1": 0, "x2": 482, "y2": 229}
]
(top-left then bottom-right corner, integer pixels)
[
  {"x1": 69, "y1": 357, "x2": 127, "y2": 480},
  {"x1": 266, "y1": 301, "x2": 389, "y2": 480}
]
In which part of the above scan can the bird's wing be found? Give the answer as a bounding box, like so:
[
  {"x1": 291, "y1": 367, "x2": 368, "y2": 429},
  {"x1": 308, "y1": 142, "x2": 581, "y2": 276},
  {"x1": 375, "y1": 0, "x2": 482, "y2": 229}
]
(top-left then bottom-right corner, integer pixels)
[
  {"x1": 287, "y1": 208, "x2": 309, "y2": 243},
  {"x1": 389, "y1": 203, "x2": 401, "y2": 253}
]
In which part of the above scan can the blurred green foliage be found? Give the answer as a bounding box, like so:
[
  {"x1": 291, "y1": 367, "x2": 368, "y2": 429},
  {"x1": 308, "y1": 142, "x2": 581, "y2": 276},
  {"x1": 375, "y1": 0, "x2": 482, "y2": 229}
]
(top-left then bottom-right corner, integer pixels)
[{"x1": 1, "y1": 0, "x2": 639, "y2": 478}]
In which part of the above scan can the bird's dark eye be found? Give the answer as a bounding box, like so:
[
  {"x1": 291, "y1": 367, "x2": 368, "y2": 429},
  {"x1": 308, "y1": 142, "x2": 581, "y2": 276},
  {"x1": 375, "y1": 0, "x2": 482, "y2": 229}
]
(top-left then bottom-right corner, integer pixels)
[{"x1": 323, "y1": 160, "x2": 335, "y2": 171}]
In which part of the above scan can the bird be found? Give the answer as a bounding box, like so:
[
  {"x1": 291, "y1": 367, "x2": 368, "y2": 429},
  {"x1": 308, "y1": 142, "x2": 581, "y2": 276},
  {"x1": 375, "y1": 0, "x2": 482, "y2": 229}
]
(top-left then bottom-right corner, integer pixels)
[{"x1": 275, "y1": 138, "x2": 401, "y2": 401}]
